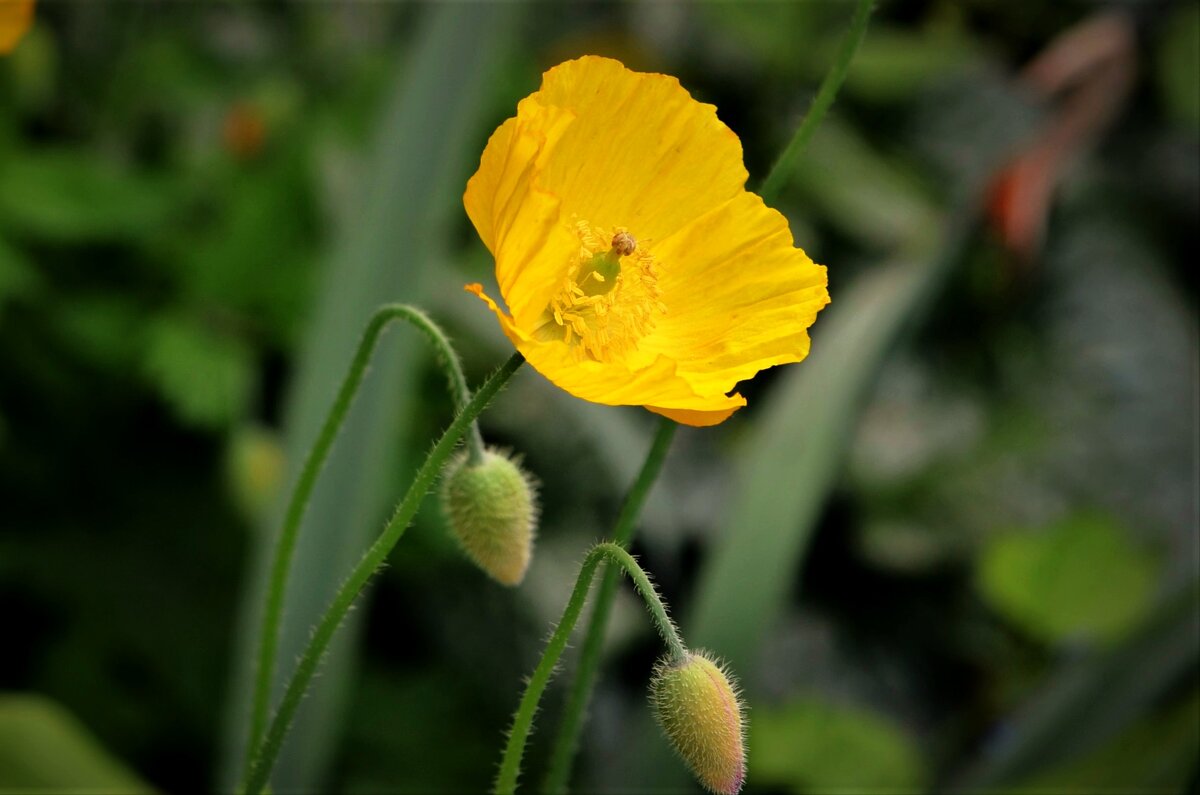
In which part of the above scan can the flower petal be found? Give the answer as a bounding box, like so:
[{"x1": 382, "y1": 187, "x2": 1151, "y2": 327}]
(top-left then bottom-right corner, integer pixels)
[
  {"x1": 463, "y1": 57, "x2": 830, "y2": 428},
  {"x1": 646, "y1": 404, "x2": 743, "y2": 427},
  {"x1": 642, "y1": 191, "x2": 829, "y2": 398},
  {"x1": 466, "y1": 285, "x2": 743, "y2": 422},
  {"x1": 532, "y1": 56, "x2": 749, "y2": 243},
  {"x1": 464, "y1": 101, "x2": 577, "y2": 328},
  {"x1": 0, "y1": 0, "x2": 34, "y2": 54}
]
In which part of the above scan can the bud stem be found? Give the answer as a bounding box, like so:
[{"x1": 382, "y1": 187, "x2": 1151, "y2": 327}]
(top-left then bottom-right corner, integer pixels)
[
  {"x1": 494, "y1": 541, "x2": 684, "y2": 795},
  {"x1": 241, "y1": 349, "x2": 524, "y2": 795},
  {"x1": 243, "y1": 304, "x2": 484, "y2": 781},
  {"x1": 543, "y1": 417, "x2": 677, "y2": 793}
]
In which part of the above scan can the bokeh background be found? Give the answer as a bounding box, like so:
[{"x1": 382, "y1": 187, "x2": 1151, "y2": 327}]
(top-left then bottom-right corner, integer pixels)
[{"x1": 1, "y1": 1, "x2": 1197, "y2": 792}]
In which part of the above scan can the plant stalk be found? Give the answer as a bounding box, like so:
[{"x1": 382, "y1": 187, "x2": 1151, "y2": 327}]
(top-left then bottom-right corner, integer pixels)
[
  {"x1": 494, "y1": 542, "x2": 685, "y2": 795},
  {"x1": 757, "y1": 0, "x2": 875, "y2": 205},
  {"x1": 242, "y1": 352, "x2": 524, "y2": 795}
]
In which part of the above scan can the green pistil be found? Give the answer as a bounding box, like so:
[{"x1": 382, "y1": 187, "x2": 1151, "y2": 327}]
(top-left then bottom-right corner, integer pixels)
[{"x1": 579, "y1": 248, "x2": 622, "y2": 296}]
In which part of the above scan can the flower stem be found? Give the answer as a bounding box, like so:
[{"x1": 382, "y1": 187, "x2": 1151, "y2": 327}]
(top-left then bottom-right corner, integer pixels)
[
  {"x1": 541, "y1": 418, "x2": 677, "y2": 793},
  {"x1": 242, "y1": 351, "x2": 524, "y2": 795},
  {"x1": 242, "y1": 305, "x2": 481, "y2": 780},
  {"x1": 757, "y1": 0, "x2": 875, "y2": 206},
  {"x1": 495, "y1": 541, "x2": 685, "y2": 795}
]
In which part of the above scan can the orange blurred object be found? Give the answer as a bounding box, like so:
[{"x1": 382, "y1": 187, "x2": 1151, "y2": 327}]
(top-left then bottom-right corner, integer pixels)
[
  {"x1": 0, "y1": 0, "x2": 34, "y2": 55},
  {"x1": 986, "y1": 12, "x2": 1136, "y2": 263},
  {"x1": 222, "y1": 103, "x2": 268, "y2": 160}
]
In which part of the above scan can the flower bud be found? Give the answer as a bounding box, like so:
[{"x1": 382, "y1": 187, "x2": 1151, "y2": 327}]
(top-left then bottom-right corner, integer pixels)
[
  {"x1": 440, "y1": 447, "x2": 537, "y2": 586},
  {"x1": 649, "y1": 651, "x2": 746, "y2": 795}
]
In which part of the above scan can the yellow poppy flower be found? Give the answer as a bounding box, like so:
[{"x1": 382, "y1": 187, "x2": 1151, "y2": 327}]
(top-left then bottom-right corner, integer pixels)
[
  {"x1": 464, "y1": 56, "x2": 829, "y2": 427},
  {"x1": 0, "y1": 0, "x2": 34, "y2": 55}
]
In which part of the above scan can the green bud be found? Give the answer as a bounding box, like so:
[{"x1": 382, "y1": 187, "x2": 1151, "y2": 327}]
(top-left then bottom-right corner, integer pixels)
[
  {"x1": 649, "y1": 651, "x2": 746, "y2": 795},
  {"x1": 440, "y1": 447, "x2": 538, "y2": 587}
]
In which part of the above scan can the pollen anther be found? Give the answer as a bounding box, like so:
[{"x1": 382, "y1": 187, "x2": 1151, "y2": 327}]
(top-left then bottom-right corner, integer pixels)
[{"x1": 539, "y1": 221, "x2": 664, "y2": 362}]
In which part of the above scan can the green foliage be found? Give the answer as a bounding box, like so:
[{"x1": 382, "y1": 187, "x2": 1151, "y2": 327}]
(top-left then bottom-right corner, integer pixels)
[
  {"x1": 0, "y1": 695, "x2": 151, "y2": 792},
  {"x1": 143, "y1": 312, "x2": 256, "y2": 429},
  {"x1": 1156, "y1": 2, "x2": 1200, "y2": 129},
  {"x1": 0, "y1": 235, "x2": 40, "y2": 310},
  {"x1": 0, "y1": 150, "x2": 173, "y2": 242},
  {"x1": 750, "y1": 698, "x2": 924, "y2": 793},
  {"x1": 977, "y1": 514, "x2": 1158, "y2": 645}
]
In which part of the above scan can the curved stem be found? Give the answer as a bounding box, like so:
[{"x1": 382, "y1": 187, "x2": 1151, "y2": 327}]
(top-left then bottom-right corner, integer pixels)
[
  {"x1": 243, "y1": 304, "x2": 480, "y2": 779},
  {"x1": 757, "y1": 0, "x2": 875, "y2": 205},
  {"x1": 541, "y1": 418, "x2": 677, "y2": 793},
  {"x1": 242, "y1": 352, "x2": 524, "y2": 795},
  {"x1": 494, "y1": 541, "x2": 684, "y2": 795}
]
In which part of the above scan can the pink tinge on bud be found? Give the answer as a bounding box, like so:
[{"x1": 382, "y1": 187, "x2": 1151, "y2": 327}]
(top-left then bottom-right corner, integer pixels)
[{"x1": 649, "y1": 651, "x2": 746, "y2": 795}]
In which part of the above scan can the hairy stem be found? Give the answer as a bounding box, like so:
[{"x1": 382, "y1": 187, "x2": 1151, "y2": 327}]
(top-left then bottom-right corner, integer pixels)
[
  {"x1": 243, "y1": 305, "x2": 481, "y2": 779},
  {"x1": 541, "y1": 418, "x2": 677, "y2": 792},
  {"x1": 494, "y1": 541, "x2": 685, "y2": 795},
  {"x1": 757, "y1": 0, "x2": 876, "y2": 205},
  {"x1": 242, "y1": 352, "x2": 524, "y2": 795}
]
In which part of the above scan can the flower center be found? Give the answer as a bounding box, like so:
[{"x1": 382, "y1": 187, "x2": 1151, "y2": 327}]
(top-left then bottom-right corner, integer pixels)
[{"x1": 536, "y1": 221, "x2": 666, "y2": 362}]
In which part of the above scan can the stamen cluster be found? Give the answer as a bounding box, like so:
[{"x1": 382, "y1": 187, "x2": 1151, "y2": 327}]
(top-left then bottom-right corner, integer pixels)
[{"x1": 542, "y1": 221, "x2": 666, "y2": 362}]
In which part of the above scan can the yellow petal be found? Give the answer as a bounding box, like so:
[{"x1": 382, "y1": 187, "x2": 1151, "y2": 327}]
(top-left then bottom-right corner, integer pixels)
[
  {"x1": 642, "y1": 191, "x2": 829, "y2": 398},
  {"x1": 464, "y1": 101, "x2": 577, "y2": 328},
  {"x1": 466, "y1": 283, "x2": 744, "y2": 423},
  {"x1": 534, "y1": 56, "x2": 748, "y2": 243},
  {"x1": 0, "y1": 0, "x2": 34, "y2": 54},
  {"x1": 646, "y1": 404, "x2": 743, "y2": 427}
]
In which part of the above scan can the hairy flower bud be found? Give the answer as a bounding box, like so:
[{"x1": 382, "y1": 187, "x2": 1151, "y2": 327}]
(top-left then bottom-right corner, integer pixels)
[
  {"x1": 440, "y1": 447, "x2": 537, "y2": 586},
  {"x1": 649, "y1": 651, "x2": 746, "y2": 795}
]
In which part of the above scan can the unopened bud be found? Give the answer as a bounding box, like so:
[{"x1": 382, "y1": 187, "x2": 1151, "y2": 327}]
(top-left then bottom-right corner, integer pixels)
[
  {"x1": 649, "y1": 651, "x2": 746, "y2": 795},
  {"x1": 440, "y1": 447, "x2": 537, "y2": 586}
]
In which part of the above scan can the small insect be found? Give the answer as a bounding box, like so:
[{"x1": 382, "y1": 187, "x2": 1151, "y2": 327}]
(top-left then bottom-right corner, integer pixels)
[{"x1": 611, "y1": 230, "x2": 637, "y2": 257}]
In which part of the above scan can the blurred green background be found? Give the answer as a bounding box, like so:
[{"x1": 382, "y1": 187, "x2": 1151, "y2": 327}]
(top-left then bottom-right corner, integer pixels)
[{"x1": 1, "y1": 1, "x2": 1197, "y2": 793}]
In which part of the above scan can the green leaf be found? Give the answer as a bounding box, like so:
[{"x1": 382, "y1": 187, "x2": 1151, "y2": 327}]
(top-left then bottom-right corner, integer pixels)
[
  {"x1": 976, "y1": 513, "x2": 1158, "y2": 645},
  {"x1": 143, "y1": 313, "x2": 255, "y2": 429},
  {"x1": 0, "y1": 150, "x2": 172, "y2": 242},
  {"x1": 751, "y1": 698, "x2": 925, "y2": 792},
  {"x1": 0, "y1": 694, "x2": 152, "y2": 792}
]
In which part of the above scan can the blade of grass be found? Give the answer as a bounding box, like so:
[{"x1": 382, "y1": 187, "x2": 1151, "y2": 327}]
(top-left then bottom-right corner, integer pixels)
[
  {"x1": 217, "y1": 5, "x2": 520, "y2": 790},
  {"x1": 686, "y1": 224, "x2": 969, "y2": 672}
]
